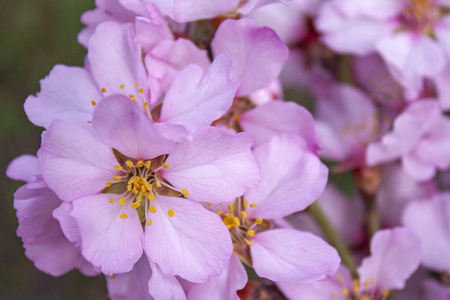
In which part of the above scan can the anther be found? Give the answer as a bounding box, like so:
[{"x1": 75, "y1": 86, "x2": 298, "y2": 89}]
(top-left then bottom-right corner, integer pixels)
[
  {"x1": 146, "y1": 219, "x2": 152, "y2": 226},
  {"x1": 205, "y1": 202, "x2": 211, "y2": 206},
  {"x1": 120, "y1": 213, "x2": 128, "y2": 219},
  {"x1": 168, "y1": 209, "x2": 174, "y2": 217},
  {"x1": 87, "y1": 121, "x2": 93, "y2": 123},
  {"x1": 255, "y1": 218, "x2": 263, "y2": 225},
  {"x1": 331, "y1": 292, "x2": 337, "y2": 297},
  {"x1": 148, "y1": 193, "x2": 155, "y2": 200},
  {"x1": 114, "y1": 165, "x2": 123, "y2": 171},
  {"x1": 106, "y1": 182, "x2": 112, "y2": 187},
  {"x1": 382, "y1": 290, "x2": 390, "y2": 297},
  {"x1": 101, "y1": 87, "x2": 106, "y2": 93},
  {"x1": 225, "y1": 213, "x2": 233, "y2": 219},
  {"x1": 228, "y1": 204, "x2": 233, "y2": 211},
  {"x1": 108, "y1": 198, "x2": 115, "y2": 203},
  {"x1": 145, "y1": 161, "x2": 151, "y2": 169},
  {"x1": 182, "y1": 188, "x2": 188, "y2": 197},
  {"x1": 131, "y1": 97, "x2": 136, "y2": 103},
  {"x1": 250, "y1": 203, "x2": 256, "y2": 207},
  {"x1": 234, "y1": 114, "x2": 241, "y2": 120},
  {"x1": 146, "y1": 184, "x2": 153, "y2": 191},
  {"x1": 138, "y1": 88, "x2": 144, "y2": 94},
  {"x1": 129, "y1": 94, "x2": 135, "y2": 99},
  {"x1": 113, "y1": 176, "x2": 122, "y2": 181},
  {"x1": 162, "y1": 163, "x2": 170, "y2": 169},
  {"x1": 110, "y1": 275, "x2": 115, "y2": 279},
  {"x1": 137, "y1": 160, "x2": 144, "y2": 167},
  {"x1": 134, "y1": 82, "x2": 139, "y2": 88},
  {"x1": 246, "y1": 240, "x2": 254, "y2": 246},
  {"x1": 126, "y1": 160, "x2": 133, "y2": 168},
  {"x1": 120, "y1": 83, "x2": 124, "y2": 89},
  {"x1": 216, "y1": 209, "x2": 221, "y2": 215},
  {"x1": 363, "y1": 281, "x2": 369, "y2": 288},
  {"x1": 143, "y1": 102, "x2": 149, "y2": 110},
  {"x1": 243, "y1": 199, "x2": 248, "y2": 208},
  {"x1": 247, "y1": 230, "x2": 255, "y2": 237},
  {"x1": 131, "y1": 202, "x2": 140, "y2": 208},
  {"x1": 341, "y1": 288, "x2": 349, "y2": 296},
  {"x1": 91, "y1": 100, "x2": 96, "y2": 106},
  {"x1": 155, "y1": 181, "x2": 161, "y2": 188},
  {"x1": 119, "y1": 198, "x2": 126, "y2": 205},
  {"x1": 149, "y1": 206, "x2": 156, "y2": 213},
  {"x1": 240, "y1": 211, "x2": 247, "y2": 218}
]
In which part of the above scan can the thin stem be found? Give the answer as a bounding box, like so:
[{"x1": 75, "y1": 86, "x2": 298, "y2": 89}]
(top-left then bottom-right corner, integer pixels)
[
  {"x1": 338, "y1": 54, "x2": 353, "y2": 84},
  {"x1": 308, "y1": 201, "x2": 359, "y2": 277}
]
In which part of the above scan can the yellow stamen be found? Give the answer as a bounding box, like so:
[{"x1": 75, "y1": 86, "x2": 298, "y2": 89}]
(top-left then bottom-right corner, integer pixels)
[
  {"x1": 131, "y1": 202, "x2": 140, "y2": 208},
  {"x1": 337, "y1": 274, "x2": 344, "y2": 283},
  {"x1": 382, "y1": 290, "x2": 390, "y2": 297},
  {"x1": 216, "y1": 209, "x2": 221, "y2": 215},
  {"x1": 182, "y1": 188, "x2": 188, "y2": 197},
  {"x1": 247, "y1": 230, "x2": 255, "y2": 237},
  {"x1": 119, "y1": 198, "x2": 126, "y2": 205},
  {"x1": 134, "y1": 82, "x2": 138, "y2": 88},
  {"x1": 114, "y1": 165, "x2": 123, "y2": 171},
  {"x1": 106, "y1": 182, "x2": 112, "y2": 187},
  {"x1": 353, "y1": 279, "x2": 360, "y2": 294},
  {"x1": 143, "y1": 102, "x2": 149, "y2": 110},
  {"x1": 168, "y1": 209, "x2": 174, "y2": 217},
  {"x1": 228, "y1": 204, "x2": 233, "y2": 211},
  {"x1": 246, "y1": 240, "x2": 254, "y2": 246},
  {"x1": 148, "y1": 193, "x2": 155, "y2": 200},
  {"x1": 363, "y1": 281, "x2": 369, "y2": 288},
  {"x1": 138, "y1": 88, "x2": 144, "y2": 94},
  {"x1": 145, "y1": 161, "x2": 151, "y2": 169},
  {"x1": 120, "y1": 83, "x2": 124, "y2": 89},
  {"x1": 146, "y1": 219, "x2": 152, "y2": 226},
  {"x1": 113, "y1": 175, "x2": 122, "y2": 181},
  {"x1": 243, "y1": 199, "x2": 248, "y2": 208},
  {"x1": 120, "y1": 213, "x2": 128, "y2": 219},
  {"x1": 240, "y1": 211, "x2": 247, "y2": 218},
  {"x1": 131, "y1": 97, "x2": 136, "y2": 103},
  {"x1": 205, "y1": 202, "x2": 211, "y2": 206},
  {"x1": 250, "y1": 203, "x2": 256, "y2": 207},
  {"x1": 132, "y1": 187, "x2": 138, "y2": 194},
  {"x1": 225, "y1": 213, "x2": 233, "y2": 219},
  {"x1": 108, "y1": 198, "x2": 115, "y2": 203},
  {"x1": 149, "y1": 206, "x2": 156, "y2": 213},
  {"x1": 101, "y1": 87, "x2": 106, "y2": 93},
  {"x1": 331, "y1": 292, "x2": 338, "y2": 297},
  {"x1": 126, "y1": 160, "x2": 133, "y2": 168},
  {"x1": 129, "y1": 94, "x2": 135, "y2": 99},
  {"x1": 87, "y1": 121, "x2": 93, "y2": 123},
  {"x1": 155, "y1": 181, "x2": 161, "y2": 188},
  {"x1": 91, "y1": 100, "x2": 96, "y2": 106},
  {"x1": 255, "y1": 218, "x2": 263, "y2": 225},
  {"x1": 234, "y1": 114, "x2": 241, "y2": 120},
  {"x1": 341, "y1": 288, "x2": 349, "y2": 296},
  {"x1": 162, "y1": 163, "x2": 170, "y2": 169},
  {"x1": 146, "y1": 184, "x2": 153, "y2": 191},
  {"x1": 136, "y1": 160, "x2": 144, "y2": 167}
]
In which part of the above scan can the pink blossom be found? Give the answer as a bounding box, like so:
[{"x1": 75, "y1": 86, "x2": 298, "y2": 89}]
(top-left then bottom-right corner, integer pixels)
[{"x1": 38, "y1": 95, "x2": 260, "y2": 281}]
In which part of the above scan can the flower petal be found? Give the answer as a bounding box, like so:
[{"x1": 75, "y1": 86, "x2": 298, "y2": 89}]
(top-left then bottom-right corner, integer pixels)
[
  {"x1": 211, "y1": 19, "x2": 288, "y2": 96},
  {"x1": 38, "y1": 121, "x2": 118, "y2": 201},
  {"x1": 160, "y1": 127, "x2": 260, "y2": 203},
  {"x1": 71, "y1": 193, "x2": 144, "y2": 275},
  {"x1": 24, "y1": 65, "x2": 100, "y2": 128},
  {"x1": 148, "y1": 261, "x2": 186, "y2": 300},
  {"x1": 93, "y1": 94, "x2": 175, "y2": 159},
  {"x1": 144, "y1": 195, "x2": 233, "y2": 282},
  {"x1": 251, "y1": 229, "x2": 340, "y2": 283},
  {"x1": 6, "y1": 154, "x2": 39, "y2": 182}
]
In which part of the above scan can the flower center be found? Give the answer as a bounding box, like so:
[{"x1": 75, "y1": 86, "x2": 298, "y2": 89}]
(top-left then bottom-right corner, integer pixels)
[
  {"x1": 330, "y1": 275, "x2": 390, "y2": 300},
  {"x1": 401, "y1": 0, "x2": 439, "y2": 32}
]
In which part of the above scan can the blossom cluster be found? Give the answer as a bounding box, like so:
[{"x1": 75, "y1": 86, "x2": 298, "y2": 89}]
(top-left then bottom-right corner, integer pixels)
[{"x1": 6, "y1": 0, "x2": 450, "y2": 299}]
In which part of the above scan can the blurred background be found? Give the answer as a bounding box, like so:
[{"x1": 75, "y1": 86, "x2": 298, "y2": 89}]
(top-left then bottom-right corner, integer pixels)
[{"x1": 0, "y1": 0, "x2": 108, "y2": 299}]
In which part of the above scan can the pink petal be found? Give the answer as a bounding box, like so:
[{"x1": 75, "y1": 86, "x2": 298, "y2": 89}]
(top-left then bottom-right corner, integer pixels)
[
  {"x1": 38, "y1": 121, "x2": 118, "y2": 201},
  {"x1": 338, "y1": 0, "x2": 403, "y2": 20},
  {"x1": 148, "y1": 261, "x2": 186, "y2": 300},
  {"x1": 24, "y1": 65, "x2": 101, "y2": 128},
  {"x1": 145, "y1": 38, "x2": 210, "y2": 102},
  {"x1": 6, "y1": 154, "x2": 39, "y2": 182},
  {"x1": 144, "y1": 195, "x2": 233, "y2": 282},
  {"x1": 211, "y1": 19, "x2": 288, "y2": 96},
  {"x1": 435, "y1": 67, "x2": 450, "y2": 111},
  {"x1": 238, "y1": 0, "x2": 285, "y2": 15},
  {"x1": 159, "y1": 54, "x2": 238, "y2": 134},
  {"x1": 88, "y1": 22, "x2": 149, "y2": 98},
  {"x1": 376, "y1": 32, "x2": 446, "y2": 78},
  {"x1": 149, "y1": 0, "x2": 239, "y2": 22},
  {"x1": 53, "y1": 202, "x2": 81, "y2": 244},
  {"x1": 251, "y1": 229, "x2": 340, "y2": 283},
  {"x1": 71, "y1": 193, "x2": 143, "y2": 275},
  {"x1": 106, "y1": 255, "x2": 153, "y2": 300},
  {"x1": 92, "y1": 94, "x2": 175, "y2": 160},
  {"x1": 435, "y1": 15, "x2": 450, "y2": 61},
  {"x1": 402, "y1": 194, "x2": 450, "y2": 272},
  {"x1": 358, "y1": 227, "x2": 421, "y2": 291},
  {"x1": 423, "y1": 279, "x2": 450, "y2": 300},
  {"x1": 160, "y1": 127, "x2": 260, "y2": 204},
  {"x1": 187, "y1": 253, "x2": 247, "y2": 300},
  {"x1": 239, "y1": 100, "x2": 320, "y2": 151},
  {"x1": 246, "y1": 134, "x2": 328, "y2": 219}
]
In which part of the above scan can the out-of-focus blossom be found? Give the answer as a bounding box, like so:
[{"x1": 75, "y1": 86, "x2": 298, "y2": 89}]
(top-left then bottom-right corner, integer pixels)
[
  {"x1": 6, "y1": 155, "x2": 97, "y2": 277},
  {"x1": 278, "y1": 228, "x2": 421, "y2": 300},
  {"x1": 367, "y1": 100, "x2": 450, "y2": 181}
]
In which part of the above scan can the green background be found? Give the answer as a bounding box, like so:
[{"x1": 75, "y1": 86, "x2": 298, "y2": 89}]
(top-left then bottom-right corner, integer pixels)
[{"x1": 0, "y1": 0, "x2": 108, "y2": 298}]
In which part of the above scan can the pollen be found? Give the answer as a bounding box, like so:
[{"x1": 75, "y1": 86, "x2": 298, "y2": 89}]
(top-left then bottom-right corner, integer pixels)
[
  {"x1": 87, "y1": 121, "x2": 93, "y2": 123},
  {"x1": 134, "y1": 82, "x2": 139, "y2": 88},
  {"x1": 138, "y1": 88, "x2": 144, "y2": 94},
  {"x1": 337, "y1": 274, "x2": 344, "y2": 283},
  {"x1": 162, "y1": 163, "x2": 170, "y2": 169},
  {"x1": 110, "y1": 275, "x2": 115, "y2": 279},
  {"x1": 126, "y1": 160, "x2": 134, "y2": 168},
  {"x1": 225, "y1": 213, "x2": 233, "y2": 219},
  {"x1": 91, "y1": 100, "x2": 96, "y2": 106},
  {"x1": 113, "y1": 175, "x2": 122, "y2": 181},
  {"x1": 205, "y1": 202, "x2": 211, "y2": 206},
  {"x1": 108, "y1": 198, "x2": 115, "y2": 203},
  {"x1": 182, "y1": 188, "x2": 188, "y2": 197},
  {"x1": 129, "y1": 94, "x2": 135, "y2": 99},
  {"x1": 255, "y1": 218, "x2": 263, "y2": 225},
  {"x1": 228, "y1": 204, "x2": 233, "y2": 211},
  {"x1": 146, "y1": 219, "x2": 152, "y2": 226},
  {"x1": 120, "y1": 213, "x2": 128, "y2": 219},
  {"x1": 106, "y1": 182, "x2": 112, "y2": 187},
  {"x1": 341, "y1": 288, "x2": 349, "y2": 296},
  {"x1": 247, "y1": 230, "x2": 255, "y2": 237},
  {"x1": 250, "y1": 203, "x2": 256, "y2": 207},
  {"x1": 131, "y1": 97, "x2": 136, "y2": 103},
  {"x1": 234, "y1": 114, "x2": 241, "y2": 120},
  {"x1": 143, "y1": 102, "x2": 149, "y2": 110},
  {"x1": 243, "y1": 199, "x2": 248, "y2": 208},
  {"x1": 168, "y1": 209, "x2": 174, "y2": 217},
  {"x1": 136, "y1": 160, "x2": 144, "y2": 167},
  {"x1": 149, "y1": 206, "x2": 156, "y2": 213},
  {"x1": 145, "y1": 161, "x2": 151, "y2": 169},
  {"x1": 246, "y1": 240, "x2": 254, "y2": 246},
  {"x1": 101, "y1": 87, "x2": 106, "y2": 93},
  {"x1": 148, "y1": 193, "x2": 155, "y2": 200},
  {"x1": 155, "y1": 181, "x2": 161, "y2": 188},
  {"x1": 114, "y1": 165, "x2": 123, "y2": 171},
  {"x1": 216, "y1": 209, "x2": 221, "y2": 215},
  {"x1": 120, "y1": 83, "x2": 124, "y2": 89},
  {"x1": 353, "y1": 279, "x2": 360, "y2": 294},
  {"x1": 131, "y1": 202, "x2": 140, "y2": 208},
  {"x1": 382, "y1": 290, "x2": 390, "y2": 297},
  {"x1": 240, "y1": 211, "x2": 247, "y2": 218},
  {"x1": 363, "y1": 281, "x2": 369, "y2": 288},
  {"x1": 119, "y1": 198, "x2": 126, "y2": 205}
]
